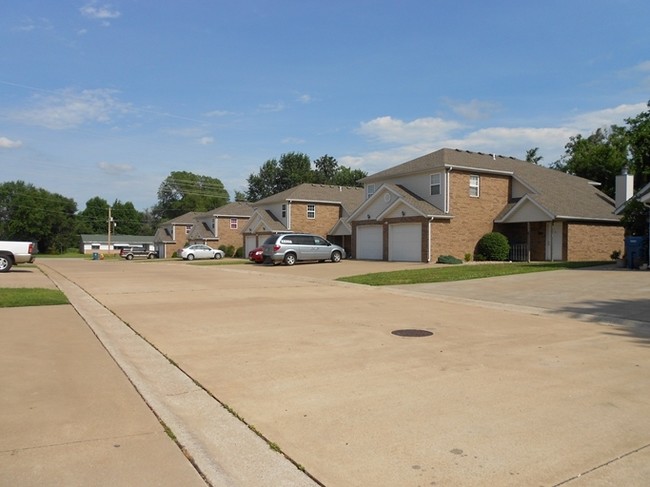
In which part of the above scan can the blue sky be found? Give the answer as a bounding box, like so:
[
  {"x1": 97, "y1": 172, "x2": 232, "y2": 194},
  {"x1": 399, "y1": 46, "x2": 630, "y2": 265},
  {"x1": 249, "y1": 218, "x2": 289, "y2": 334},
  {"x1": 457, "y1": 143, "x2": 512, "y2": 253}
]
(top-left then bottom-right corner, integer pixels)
[{"x1": 1, "y1": 1, "x2": 649, "y2": 211}]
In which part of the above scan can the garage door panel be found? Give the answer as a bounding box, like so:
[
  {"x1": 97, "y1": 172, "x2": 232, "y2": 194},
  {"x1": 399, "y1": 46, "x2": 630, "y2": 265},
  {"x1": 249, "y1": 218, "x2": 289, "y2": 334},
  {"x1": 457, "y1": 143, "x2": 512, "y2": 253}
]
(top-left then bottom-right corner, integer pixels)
[
  {"x1": 356, "y1": 225, "x2": 383, "y2": 260},
  {"x1": 389, "y1": 223, "x2": 421, "y2": 262}
]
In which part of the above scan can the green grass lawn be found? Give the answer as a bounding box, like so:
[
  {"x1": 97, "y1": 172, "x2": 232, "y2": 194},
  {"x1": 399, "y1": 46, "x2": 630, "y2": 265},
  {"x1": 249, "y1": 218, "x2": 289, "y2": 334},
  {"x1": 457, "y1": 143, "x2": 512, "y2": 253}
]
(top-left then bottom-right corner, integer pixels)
[
  {"x1": 337, "y1": 261, "x2": 611, "y2": 286},
  {"x1": 0, "y1": 288, "x2": 69, "y2": 308}
]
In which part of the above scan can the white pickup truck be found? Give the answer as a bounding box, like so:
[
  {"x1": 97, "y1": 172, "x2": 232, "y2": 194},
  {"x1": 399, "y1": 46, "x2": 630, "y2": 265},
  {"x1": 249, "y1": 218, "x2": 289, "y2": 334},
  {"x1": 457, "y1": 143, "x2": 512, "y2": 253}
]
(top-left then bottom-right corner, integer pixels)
[{"x1": 0, "y1": 241, "x2": 37, "y2": 272}]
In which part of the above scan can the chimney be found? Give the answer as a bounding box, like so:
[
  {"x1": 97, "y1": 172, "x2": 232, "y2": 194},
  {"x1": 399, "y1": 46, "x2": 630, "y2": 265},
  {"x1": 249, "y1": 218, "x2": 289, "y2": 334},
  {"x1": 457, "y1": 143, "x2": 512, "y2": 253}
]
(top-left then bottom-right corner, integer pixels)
[{"x1": 615, "y1": 166, "x2": 634, "y2": 208}]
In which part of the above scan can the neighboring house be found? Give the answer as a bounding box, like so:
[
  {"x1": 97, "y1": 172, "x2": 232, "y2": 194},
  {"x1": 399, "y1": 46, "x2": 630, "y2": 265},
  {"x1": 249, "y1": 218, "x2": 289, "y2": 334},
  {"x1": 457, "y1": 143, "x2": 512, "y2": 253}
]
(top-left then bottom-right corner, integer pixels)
[
  {"x1": 241, "y1": 183, "x2": 365, "y2": 256},
  {"x1": 154, "y1": 212, "x2": 201, "y2": 258},
  {"x1": 349, "y1": 148, "x2": 623, "y2": 262},
  {"x1": 187, "y1": 201, "x2": 254, "y2": 251},
  {"x1": 79, "y1": 234, "x2": 155, "y2": 255},
  {"x1": 615, "y1": 171, "x2": 650, "y2": 265}
]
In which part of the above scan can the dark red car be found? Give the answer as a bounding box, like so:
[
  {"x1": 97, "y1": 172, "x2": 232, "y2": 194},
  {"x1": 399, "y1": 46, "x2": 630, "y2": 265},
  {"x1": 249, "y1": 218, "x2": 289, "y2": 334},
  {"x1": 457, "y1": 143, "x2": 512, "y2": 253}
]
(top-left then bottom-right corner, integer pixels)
[{"x1": 248, "y1": 247, "x2": 264, "y2": 263}]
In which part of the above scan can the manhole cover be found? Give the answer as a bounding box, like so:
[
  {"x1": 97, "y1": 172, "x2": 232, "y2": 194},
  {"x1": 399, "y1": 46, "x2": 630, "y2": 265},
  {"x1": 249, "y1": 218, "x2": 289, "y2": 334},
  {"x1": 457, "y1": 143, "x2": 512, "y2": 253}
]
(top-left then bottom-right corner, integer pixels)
[{"x1": 391, "y1": 329, "x2": 433, "y2": 337}]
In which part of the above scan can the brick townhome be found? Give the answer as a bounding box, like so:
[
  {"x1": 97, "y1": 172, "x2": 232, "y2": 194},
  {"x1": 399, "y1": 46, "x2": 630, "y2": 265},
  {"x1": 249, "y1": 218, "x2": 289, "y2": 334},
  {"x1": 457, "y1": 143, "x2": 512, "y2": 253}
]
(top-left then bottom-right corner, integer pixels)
[
  {"x1": 349, "y1": 148, "x2": 623, "y2": 262},
  {"x1": 154, "y1": 212, "x2": 201, "y2": 259},
  {"x1": 187, "y1": 201, "x2": 254, "y2": 251},
  {"x1": 241, "y1": 183, "x2": 364, "y2": 256}
]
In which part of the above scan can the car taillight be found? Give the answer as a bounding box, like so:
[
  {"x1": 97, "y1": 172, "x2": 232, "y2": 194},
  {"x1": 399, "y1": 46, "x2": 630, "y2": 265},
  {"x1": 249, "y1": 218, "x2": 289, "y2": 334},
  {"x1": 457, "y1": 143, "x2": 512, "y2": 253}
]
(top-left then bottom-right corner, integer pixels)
[
  {"x1": 28, "y1": 243, "x2": 33, "y2": 253},
  {"x1": 273, "y1": 244, "x2": 281, "y2": 251}
]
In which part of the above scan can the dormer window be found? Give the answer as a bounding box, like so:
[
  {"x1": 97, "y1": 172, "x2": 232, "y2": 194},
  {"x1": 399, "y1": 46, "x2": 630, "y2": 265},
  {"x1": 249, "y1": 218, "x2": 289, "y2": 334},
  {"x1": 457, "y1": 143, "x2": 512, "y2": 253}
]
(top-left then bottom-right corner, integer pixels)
[
  {"x1": 430, "y1": 173, "x2": 441, "y2": 196},
  {"x1": 367, "y1": 184, "x2": 375, "y2": 198},
  {"x1": 281, "y1": 204, "x2": 286, "y2": 218},
  {"x1": 469, "y1": 175, "x2": 480, "y2": 197}
]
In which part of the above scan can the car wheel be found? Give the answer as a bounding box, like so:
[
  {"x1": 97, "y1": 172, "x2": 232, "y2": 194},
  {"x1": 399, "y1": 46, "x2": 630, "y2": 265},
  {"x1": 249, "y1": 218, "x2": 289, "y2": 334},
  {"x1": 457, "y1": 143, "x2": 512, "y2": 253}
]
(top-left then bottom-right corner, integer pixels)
[
  {"x1": 126, "y1": 254, "x2": 134, "y2": 260},
  {"x1": 186, "y1": 254, "x2": 195, "y2": 261},
  {"x1": 214, "y1": 252, "x2": 222, "y2": 259},
  {"x1": 331, "y1": 251, "x2": 342, "y2": 263},
  {"x1": 0, "y1": 255, "x2": 12, "y2": 272},
  {"x1": 147, "y1": 254, "x2": 154, "y2": 259},
  {"x1": 284, "y1": 253, "x2": 297, "y2": 266}
]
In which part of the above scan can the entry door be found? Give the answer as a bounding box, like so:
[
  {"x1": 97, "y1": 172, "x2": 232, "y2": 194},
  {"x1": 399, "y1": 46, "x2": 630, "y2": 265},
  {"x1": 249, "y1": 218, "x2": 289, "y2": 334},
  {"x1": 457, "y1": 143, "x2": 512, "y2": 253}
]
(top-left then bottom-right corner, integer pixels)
[{"x1": 545, "y1": 221, "x2": 563, "y2": 261}]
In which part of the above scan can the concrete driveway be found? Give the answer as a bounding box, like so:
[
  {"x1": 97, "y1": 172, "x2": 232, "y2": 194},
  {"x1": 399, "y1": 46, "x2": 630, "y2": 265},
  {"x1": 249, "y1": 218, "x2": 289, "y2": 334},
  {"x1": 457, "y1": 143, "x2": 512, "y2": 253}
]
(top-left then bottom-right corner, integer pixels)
[{"x1": 34, "y1": 259, "x2": 650, "y2": 486}]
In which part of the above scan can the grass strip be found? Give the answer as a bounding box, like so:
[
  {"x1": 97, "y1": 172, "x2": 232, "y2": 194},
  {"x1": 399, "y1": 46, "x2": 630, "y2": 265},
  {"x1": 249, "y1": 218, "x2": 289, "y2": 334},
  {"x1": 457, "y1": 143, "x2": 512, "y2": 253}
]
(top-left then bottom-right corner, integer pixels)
[
  {"x1": 0, "y1": 288, "x2": 69, "y2": 308},
  {"x1": 337, "y1": 261, "x2": 610, "y2": 286}
]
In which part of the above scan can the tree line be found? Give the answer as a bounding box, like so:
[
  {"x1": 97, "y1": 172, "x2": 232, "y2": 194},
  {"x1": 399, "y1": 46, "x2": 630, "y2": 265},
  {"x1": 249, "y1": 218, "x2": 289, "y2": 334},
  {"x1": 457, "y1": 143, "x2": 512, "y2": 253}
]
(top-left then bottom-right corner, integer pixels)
[{"x1": 0, "y1": 152, "x2": 365, "y2": 253}]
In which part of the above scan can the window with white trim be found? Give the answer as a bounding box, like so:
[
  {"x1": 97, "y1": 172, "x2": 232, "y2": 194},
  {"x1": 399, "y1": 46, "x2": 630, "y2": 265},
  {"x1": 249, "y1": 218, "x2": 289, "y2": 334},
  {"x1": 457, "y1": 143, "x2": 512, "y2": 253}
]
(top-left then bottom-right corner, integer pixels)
[
  {"x1": 366, "y1": 184, "x2": 375, "y2": 198},
  {"x1": 430, "y1": 173, "x2": 441, "y2": 196},
  {"x1": 307, "y1": 204, "x2": 316, "y2": 219},
  {"x1": 469, "y1": 175, "x2": 480, "y2": 197},
  {"x1": 230, "y1": 218, "x2": 238, "y2": 229}
]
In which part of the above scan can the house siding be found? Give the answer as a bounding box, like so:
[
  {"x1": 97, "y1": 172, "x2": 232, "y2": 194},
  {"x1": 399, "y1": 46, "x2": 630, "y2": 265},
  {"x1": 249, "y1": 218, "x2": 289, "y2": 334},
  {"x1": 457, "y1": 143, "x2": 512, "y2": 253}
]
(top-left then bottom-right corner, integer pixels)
[{"x1": 566, "y1": 222, "x2": 624, "y2": 261}]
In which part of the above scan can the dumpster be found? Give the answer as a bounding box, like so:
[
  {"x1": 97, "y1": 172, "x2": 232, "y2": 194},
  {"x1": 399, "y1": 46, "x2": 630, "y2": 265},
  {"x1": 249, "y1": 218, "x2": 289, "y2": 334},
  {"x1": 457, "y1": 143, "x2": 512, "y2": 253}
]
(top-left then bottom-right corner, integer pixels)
[{"x1": 624, "y1": 236, "x2": 645, "y2": 269}]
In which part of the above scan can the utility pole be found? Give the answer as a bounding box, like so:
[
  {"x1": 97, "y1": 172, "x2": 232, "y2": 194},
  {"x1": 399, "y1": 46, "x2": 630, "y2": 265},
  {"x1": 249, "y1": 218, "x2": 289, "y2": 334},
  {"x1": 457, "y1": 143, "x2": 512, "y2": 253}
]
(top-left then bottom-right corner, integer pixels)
[{"x1": 107, "y1": 206, "x2": 112, "y2": 255}]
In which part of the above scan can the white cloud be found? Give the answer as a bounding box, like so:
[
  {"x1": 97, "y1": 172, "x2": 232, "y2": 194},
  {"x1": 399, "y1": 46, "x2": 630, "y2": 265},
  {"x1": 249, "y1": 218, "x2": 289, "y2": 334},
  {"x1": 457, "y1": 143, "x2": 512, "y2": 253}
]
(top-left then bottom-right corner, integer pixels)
[
  {"x1": 204, "y1": 110, "x2": 232, "y2": 118},
  {"x1": 297, "y1": 94, "x2": 312, "y2": 104},
  {"x1": 0, "y1": 137, "x2": 23, "y2": 149},
  {"x1": 199, "y1": 136, "x2": 214, "y2": 145},
  {"x1": 98, "y1": 161, "x2": 133, "y2": 174},
  {"x1": 80, "y1": 2, "x2": 121, "y2": 21},
  {"x1": 357, "y1": 116, "x2": 463, "y2": 144},
  {"x1": 347, "y1": 101, "x2": 649, "y2": 173},
  {"x1": 567, "y1": 102, "x2": 647, "y2": 131},
  {"x1": 13, "y1": 88, "x2": 132, "y2": 129}
]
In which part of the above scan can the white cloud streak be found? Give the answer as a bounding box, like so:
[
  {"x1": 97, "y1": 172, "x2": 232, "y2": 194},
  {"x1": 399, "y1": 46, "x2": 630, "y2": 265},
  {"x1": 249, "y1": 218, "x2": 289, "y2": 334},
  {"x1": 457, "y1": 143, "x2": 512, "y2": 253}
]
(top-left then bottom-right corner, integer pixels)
[
  {"x1": 12, "y1": 88, "x2": 132, "y2": 129},
  {"x1": 80, "y1": 2, "x2": 121, "y2": 21},
  {"x1": 0, "y1": 136, "x2": 23, "y2": 148}
]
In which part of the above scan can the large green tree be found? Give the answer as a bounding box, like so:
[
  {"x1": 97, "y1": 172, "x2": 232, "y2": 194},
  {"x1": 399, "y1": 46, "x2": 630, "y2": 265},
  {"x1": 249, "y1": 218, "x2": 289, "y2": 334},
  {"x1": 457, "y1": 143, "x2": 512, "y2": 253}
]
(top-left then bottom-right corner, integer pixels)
[
  {"x1": 77, "y1": 197, "x2": 110, "y2": 234},
  {"x1": 245, "y1": 153, "x2": 367, "y2": 202},
  {"x1": 0, "y1": 181, "x2": 77, "y2": 253},
  {"x1": 153, "y1": 171, "x2": 229, "y2": 220},
  {"x1": 552, "y1": 127, "x2": 628, "y2": 198}
]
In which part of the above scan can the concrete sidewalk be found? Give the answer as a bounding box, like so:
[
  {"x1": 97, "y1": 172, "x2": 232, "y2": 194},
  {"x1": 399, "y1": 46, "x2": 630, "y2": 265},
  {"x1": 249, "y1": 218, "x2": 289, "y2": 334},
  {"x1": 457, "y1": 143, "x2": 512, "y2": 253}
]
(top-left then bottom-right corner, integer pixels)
[
  {"x1": 0, "y1": 264, "x2": 317, "y2": 487},
  {"x1": 0, "y1": 279, "x2": 207, "y2": 486}
]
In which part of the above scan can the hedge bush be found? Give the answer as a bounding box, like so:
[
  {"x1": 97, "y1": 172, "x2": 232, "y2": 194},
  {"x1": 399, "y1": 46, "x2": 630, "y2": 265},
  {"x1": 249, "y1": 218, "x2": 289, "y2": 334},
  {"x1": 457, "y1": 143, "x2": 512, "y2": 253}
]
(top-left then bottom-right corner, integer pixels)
[{"x1": 475, "y1": 232, "x2": 510, "y2": 261}]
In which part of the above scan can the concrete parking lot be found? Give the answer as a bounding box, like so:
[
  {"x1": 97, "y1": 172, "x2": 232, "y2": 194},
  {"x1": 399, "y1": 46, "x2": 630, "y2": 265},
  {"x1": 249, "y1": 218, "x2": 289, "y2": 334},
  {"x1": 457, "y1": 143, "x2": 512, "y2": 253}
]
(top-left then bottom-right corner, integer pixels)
[{"x1": 4, "y1": 258, "x2": 650, "y2": 486}]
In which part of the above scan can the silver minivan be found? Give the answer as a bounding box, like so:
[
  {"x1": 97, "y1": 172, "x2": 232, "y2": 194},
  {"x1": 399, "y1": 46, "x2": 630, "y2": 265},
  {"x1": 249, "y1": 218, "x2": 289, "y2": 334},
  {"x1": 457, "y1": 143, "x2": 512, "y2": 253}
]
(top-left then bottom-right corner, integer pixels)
[{"x1": 262, "y1": 233, "x2": 346, "y2": 265}]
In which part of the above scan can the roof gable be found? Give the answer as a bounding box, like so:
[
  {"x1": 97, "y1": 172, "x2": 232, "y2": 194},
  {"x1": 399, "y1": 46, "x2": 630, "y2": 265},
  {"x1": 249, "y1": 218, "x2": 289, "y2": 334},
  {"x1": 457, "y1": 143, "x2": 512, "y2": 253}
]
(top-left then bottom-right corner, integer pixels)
[{"x1": 253, "y1": 183, "x2": 364, "y2": 214}]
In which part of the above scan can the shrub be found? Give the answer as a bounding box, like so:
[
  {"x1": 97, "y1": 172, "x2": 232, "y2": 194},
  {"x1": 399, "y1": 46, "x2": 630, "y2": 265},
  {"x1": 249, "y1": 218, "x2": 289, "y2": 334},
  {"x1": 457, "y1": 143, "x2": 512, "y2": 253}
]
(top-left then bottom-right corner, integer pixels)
[
  {"x1": 464, "y1": 252, "x2": 472, "y2": 262},
  {"x1": 475, "y1": 232, "x2": 510, "y2": 261},
  {"x1": 437, "y1": 255, "x2": 463, "y2": 264},
  {"x1": 235, "y1": 246, "x2": 244, "y2": 258}
]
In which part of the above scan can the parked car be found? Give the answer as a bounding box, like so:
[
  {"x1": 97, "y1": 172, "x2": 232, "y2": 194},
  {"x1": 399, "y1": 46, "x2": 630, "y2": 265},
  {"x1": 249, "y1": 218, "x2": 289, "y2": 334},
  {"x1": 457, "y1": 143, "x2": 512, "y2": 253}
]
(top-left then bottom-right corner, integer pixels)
[
  {"x1": 248, "y1": 247, "x2": 264, "y2": 263},
  {"x1": 119, "y1": 246, "x2": 159, "y2": 260},
  {"x1": 180, "y1": 244, "x2": 224, "y2": 261},
  {"x1": 262, "y1": 233, "x2": 345, "y2": 266}
]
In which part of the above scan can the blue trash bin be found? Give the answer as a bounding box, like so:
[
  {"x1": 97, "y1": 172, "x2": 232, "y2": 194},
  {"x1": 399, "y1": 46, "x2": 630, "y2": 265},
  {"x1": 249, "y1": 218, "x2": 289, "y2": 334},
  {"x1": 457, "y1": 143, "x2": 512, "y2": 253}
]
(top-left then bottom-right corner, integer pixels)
[
  {"x1": 92, "y1": 252, "x2": 99, "y2": 261},
  {"x1": 624, "y1": 236, "x2": 645, "y2": 269}
]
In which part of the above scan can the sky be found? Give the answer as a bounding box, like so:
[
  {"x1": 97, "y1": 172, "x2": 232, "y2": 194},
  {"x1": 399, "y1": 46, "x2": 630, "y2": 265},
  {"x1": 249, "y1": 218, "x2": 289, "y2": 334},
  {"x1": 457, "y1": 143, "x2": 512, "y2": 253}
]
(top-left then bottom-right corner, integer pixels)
[{"x1": 1, "y1": 1, "x2": 649, "y2": 211}]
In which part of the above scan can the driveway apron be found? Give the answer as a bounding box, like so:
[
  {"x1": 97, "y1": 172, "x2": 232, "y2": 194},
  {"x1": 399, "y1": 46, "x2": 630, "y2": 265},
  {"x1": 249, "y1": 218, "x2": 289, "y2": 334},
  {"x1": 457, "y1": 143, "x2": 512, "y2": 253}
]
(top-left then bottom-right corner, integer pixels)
[{"x1": 37, "y1": 259, "x2": 650, "y2": 486}]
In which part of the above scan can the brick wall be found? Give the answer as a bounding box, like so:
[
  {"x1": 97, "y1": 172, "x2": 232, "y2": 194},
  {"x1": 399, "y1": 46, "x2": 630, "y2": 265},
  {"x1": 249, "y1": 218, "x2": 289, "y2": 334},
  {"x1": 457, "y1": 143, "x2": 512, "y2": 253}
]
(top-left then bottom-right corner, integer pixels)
[
  {"x1": 567, "y1": 222, "x2": 624, "y2": 261},
  {"x1": 429, "y1": 171, "x2": 510, "y2": 259},
  {"x1": 290, "y1": 202, "x2": 341, "y2": 236},
  {"x1": 216, "y1": 217, "x2": 249, "y2": 249}
]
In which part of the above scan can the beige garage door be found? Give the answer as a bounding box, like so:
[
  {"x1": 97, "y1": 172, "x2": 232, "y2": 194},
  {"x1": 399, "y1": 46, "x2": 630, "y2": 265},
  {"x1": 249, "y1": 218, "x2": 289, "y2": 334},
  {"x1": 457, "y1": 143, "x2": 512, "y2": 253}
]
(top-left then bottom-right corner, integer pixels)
[
  {"x1": 388, "y1": 223, "x2": 421, "y2": 262},
  {"x1": 356, "y1": 225, "x2": 383, "y2": 260}
]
